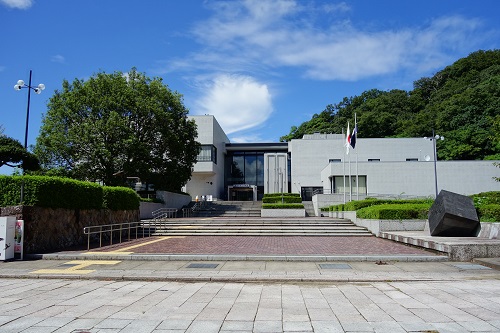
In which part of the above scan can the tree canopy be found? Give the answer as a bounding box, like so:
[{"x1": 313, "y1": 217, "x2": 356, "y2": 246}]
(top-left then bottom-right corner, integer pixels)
[
  {"x1": 0, "y1": 135, "x2": 40, "y2": 171},
  {"x1": 35, "y1": 68, "x2": 200, "y2": 191},
  {"x1": 280, "y1": 49, "x2": 500, "y2": 161}
]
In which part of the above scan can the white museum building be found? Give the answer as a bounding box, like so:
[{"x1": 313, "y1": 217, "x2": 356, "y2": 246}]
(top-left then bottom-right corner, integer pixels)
[{"x1": 183, "y1": 115, "x2": 499, "y2": 206}]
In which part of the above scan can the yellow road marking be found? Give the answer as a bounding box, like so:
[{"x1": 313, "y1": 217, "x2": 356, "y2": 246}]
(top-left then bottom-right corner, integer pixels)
[
  {"x1": 31, "y1": 260, "x2": 121, "y2": 275},
  {"x1": 85, "y1": 236, "x2": 186, "y2": 255}
]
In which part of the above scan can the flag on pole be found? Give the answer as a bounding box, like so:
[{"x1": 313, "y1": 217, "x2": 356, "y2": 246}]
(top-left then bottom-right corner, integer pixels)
[
  {"x1": 350, "y1": 123, "x2": 357, "y2": 149},
  {"x1": 345, "y1": 122, "x2": 351, "y2": 155}
]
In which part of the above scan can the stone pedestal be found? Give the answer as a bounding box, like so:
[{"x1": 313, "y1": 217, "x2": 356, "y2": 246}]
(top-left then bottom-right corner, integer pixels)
[{"x1": 428, "y1": 190, "x2": 480, "y2": 237}]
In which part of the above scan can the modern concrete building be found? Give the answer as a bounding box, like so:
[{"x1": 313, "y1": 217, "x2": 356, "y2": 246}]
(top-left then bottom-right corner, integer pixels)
[{"x1": 184, "y1": 115, "x2": 499, "y2": 206}]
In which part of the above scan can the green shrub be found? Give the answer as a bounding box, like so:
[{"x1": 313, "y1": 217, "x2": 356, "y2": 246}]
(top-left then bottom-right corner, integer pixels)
[
  {"x1": 357, "y1": 203, "x2": 431, "y2": 220},
  {"x1": 0, "y1": 175, "x2": 102, "y2": 209},
  {"x1": 262, "y1": 203, "x2": 305, "y2": 209},
  {"x1": 343, "y1": 198, "x2": 433, "y2": 211},
  {"x1": 471, "y1": 192, "x2": 500, "y2": 206},
  {"x1": 476, "y1": 204, "x2": 500, "y2": 222},
  {"x1": 103, "y1": 186, "x2": 140, "y2": 210},
  {"x1": 262, "y1": 196, "x2": 302, "y2": 204},
  {"x1": 263, "y1": 193, "x2": 301, "y2": 198}
]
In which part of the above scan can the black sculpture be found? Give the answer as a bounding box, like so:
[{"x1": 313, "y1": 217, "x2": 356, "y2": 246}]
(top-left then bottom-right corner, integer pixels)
[{"x1": 428, "y1": 190, "x2": 480, "y2": 237}]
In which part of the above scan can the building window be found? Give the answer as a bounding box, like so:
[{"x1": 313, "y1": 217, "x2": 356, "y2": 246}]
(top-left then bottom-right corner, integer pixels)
[
  {"x1": 368, "y1": 159, "x2": 380, "y2": 162},
  {"x1": 329, "y1": 159, "x2": 341, "y2": 163},
  {"x1": 406, "y1": 158, "x2": 418, "y2": 161},
  {"x1": 197, "y1": 145, "x2": 217, "y2": 164}
]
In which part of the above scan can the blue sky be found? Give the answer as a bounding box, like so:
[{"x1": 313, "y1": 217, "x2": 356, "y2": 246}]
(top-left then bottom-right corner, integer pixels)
[{"x1": 1, "y1": 0, "x2": 499, "y2": 159}]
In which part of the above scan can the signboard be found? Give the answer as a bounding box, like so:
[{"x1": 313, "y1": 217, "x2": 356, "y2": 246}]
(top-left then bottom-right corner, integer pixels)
[{"x1": 15, "y1": 220, "x2": 24, "y2": 260}]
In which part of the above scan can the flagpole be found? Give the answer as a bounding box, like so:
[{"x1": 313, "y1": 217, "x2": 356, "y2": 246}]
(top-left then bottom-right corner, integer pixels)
[
  {"x1": 342, "y1": 128, "x2": 346, "y2": 204},
  {"x1": 349, "y1": 146, "x2": 352, "y2": 202},
  {"x1": 355, "y1": 113, "x2": 359, "y2": 200}
]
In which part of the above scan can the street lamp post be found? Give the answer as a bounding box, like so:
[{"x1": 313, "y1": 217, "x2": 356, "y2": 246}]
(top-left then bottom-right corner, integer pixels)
[
  {"x1": 14, "y1": 70, "x2": 45, "y2": 204},
  {"x1": 424, "y1": 129, "x2": 444, "y2": 198}
]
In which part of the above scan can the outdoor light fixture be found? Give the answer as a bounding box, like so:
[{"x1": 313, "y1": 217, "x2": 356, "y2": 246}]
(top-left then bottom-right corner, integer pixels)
[
  {"x1": 424, "y1": 129, "x2": 444, "y2": 198},
  {"x1": 14, "y1": 70, "x2": 45, "y2": 204}
]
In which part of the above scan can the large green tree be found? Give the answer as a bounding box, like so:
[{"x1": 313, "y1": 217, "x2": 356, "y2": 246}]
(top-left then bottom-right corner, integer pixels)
[
  {"x1": 0, "y1": 135, "x2": 40, "y2": 171},
  {"x1": 35, "y1": 68, "x2": 200, "y2": 191}
]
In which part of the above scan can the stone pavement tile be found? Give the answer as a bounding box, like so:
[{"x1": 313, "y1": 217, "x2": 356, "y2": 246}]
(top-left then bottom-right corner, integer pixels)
[
  {"x1": 259, "y1": 298, "x2": 282, "y2": 309},
  {"x1": 0, "y1": 316, "x2": 45, "y2": 333},
  {"x1": 221, "y1": 320, "x2": 254, "y2": 331},
  {"x1": 80, "y1": 305, "x2": 125, "y2": 319},
  {"x1": 94, "y1": 318, "x2": 133, "y2": 330},
  {"x1": 185, "y1": 320, "x2": 223, "y2": 333},
  {"x1": 18, "y1": 327, "x2": 59, "y2": 333},
  {"x1": 458, "y1": 320, "x2": 500, "y2": 331},
  {"x1": 236, "y1": 284, "x2": 263, "y2": 303},
  {"x1": 120, "y1": 319, "x2": 162, "y2": 333},
  {"x1": 226, "y1": 302, "x2": 258, "y2": 321},
  {"x1": 156, "y1": 319, "x2": 192, "y2": 330},
  {"x1": 283, "y1": 320, "x2": 313, "y2": 332},
  {"x1": 430, "y1": 322, "x2": 470, "y2": 333},
  {"x1": 428, "y1": 302, "x2": 479, "y2": 322},
  {"x1": 370, "y1": 321, "x2": 406, "y2": 333},
  {"x1": 355, "y1": 304, "x2": 393, "y2": 322},
  {"x1": 489, "y1": 320, "x2": 500, "y2": 330},
  {"x1": 311, "y1": 320, "x2": 344, "y2": 333},
  {"x1": 408, "y1": 307, "x2": 454, "y2": 322},
  {"x1": 283, "y1": 306, "x2": 309, "y2": 322},
  {"x1": 52, "y1": 318, "x2": 102, "y2": 333},
  {"x1": 253, "y1": 320, "x2": 282, "y2": 332},
  {"x1": 196, "y1": 307, "x2": 231, "y2": 321},
  {"x1": 340, "y1": 322, "x2": 374, "y2": 332},
  {"x1": 33, "y1": 316, "x2": 75, "y2": 328},
  {"x1": 398, "y1": 321, "x2": 439, "y2": 332},
  {"x1": 255, "y1": 308, "x2": 282, "y2": 321},
  {"x1": 307, "y1": 308, "x2": 336, "y2": 321}
]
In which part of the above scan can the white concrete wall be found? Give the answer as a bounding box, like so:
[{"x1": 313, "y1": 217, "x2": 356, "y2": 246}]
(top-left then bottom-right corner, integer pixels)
[
  {"x1": 185, "y1": 115, "x2": 229, "y2": 200},
  {"x1": 290, "y1": 135, "x2": 434, "y2": 193},
  {"x1": 321, "y1": 160, "x2": 500, "y2": 198}
]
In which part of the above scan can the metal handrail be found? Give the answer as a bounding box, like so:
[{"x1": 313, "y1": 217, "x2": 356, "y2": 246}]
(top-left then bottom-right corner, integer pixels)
[
  {"x1": 83, "y1": 221, "x2": 144, "y2": 250},
  {"x1": 152, "y1": 208, "x2": 178, "y2": 220}
]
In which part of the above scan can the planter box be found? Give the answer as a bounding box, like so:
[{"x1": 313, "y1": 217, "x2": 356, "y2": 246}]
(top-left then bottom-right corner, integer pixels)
[{"x1": 261, "y1": 209, "x2": 306, "y2": 218}]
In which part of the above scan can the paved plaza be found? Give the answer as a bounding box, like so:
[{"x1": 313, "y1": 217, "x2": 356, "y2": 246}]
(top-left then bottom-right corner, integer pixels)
[{"x1": 1, "y1": 234, "x2": 500, "y2": 332}]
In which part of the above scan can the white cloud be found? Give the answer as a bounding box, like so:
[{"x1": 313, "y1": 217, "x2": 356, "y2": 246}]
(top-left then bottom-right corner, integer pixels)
[
  {"x1": 183, "y1": 1, "x2": 484, "y2": 81},
  {"x1": 0, "y1": 0, "x2": 33, "y2": 9},
  {"x1": 50, "y1": 55, "x2": 66, "y2": 64},
  {"x1": 194, "y1": 74, "x2": 273, "y2": 134}
]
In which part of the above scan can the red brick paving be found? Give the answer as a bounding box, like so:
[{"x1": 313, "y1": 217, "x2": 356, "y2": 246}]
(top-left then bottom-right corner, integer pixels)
[{"x1": 93, "y1": 236, "x2": 437, "y2": 256}]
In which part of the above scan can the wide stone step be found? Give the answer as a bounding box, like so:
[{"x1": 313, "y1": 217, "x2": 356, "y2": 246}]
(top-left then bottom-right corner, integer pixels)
[{"x1": 152, "y1": 232, "x2": 373, "y2": 236}]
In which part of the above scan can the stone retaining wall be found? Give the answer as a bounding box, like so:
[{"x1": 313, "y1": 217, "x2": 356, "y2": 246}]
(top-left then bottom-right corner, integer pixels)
[
  {"x1": 0, "y1": 206, "x2": 139, "y2": 254},
  {"x1": 261, "y1": 209, "x2": 306, "y2": 218}
]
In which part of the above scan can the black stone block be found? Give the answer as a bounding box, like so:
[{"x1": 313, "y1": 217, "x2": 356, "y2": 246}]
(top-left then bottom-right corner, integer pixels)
[{"x1": 428, "y1": 190, "x2": 480, "y2": 237}]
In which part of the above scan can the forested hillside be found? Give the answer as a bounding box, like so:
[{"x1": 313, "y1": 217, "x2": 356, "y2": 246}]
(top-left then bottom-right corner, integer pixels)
[{"x1": 280, "y1": 50, "x2": 500, "y2": 161}]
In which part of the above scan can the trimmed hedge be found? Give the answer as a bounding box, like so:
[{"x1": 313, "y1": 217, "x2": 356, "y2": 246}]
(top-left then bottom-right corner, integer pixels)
[
  {"x1": 262, "y1": 196, "x2": 302, "y2": 204},
  {"x1": 471, "y1": 191, "x2": 500, "y2": 205},
  {"x1": 0, "y1": 175, "x2": 139, "y2": 210},
  {"x1": 103, "y1": 186, "x2": 140, "y2": 210},
  {"x1": 262, "y1": 203, "x2": 305, "y2": 209},
  {"x1": 263, "y1": 193, "x2": 301, "y2": 198},
  {"x1": 0, "y1": 175, "x2": 103, "y2": 209},
  {"x1": 356, "y1": 203, "x2": 431, "y2": 220},
  {"x1": 476, "y1": 204, "x2": 500, "y2": 222}
]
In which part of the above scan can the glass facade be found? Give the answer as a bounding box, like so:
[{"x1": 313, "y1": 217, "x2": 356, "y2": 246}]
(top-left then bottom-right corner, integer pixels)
[
  {"x1": 197, "y1": 145, "x2": 217, "y2": 163},
  {"x1": 224, "y1": 146, "x2": 289, "y2": 200}
]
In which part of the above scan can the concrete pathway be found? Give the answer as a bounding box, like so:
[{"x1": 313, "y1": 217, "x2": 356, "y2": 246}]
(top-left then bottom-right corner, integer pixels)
[
  {"x1": 1, "y1": 232, "x2": 500, "y2": 332},
  {"x1": 0, "y1": 261, "x2": 499, "y2": 333}
]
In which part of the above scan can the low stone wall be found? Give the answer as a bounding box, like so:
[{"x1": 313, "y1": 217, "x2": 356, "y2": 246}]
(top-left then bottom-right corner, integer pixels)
[
  {"x1": 0, "y1": 205, "x2": 139, "y2": 254},
  {"x1": 261, "y1": 209, "x2": 306, "y2": 218}
]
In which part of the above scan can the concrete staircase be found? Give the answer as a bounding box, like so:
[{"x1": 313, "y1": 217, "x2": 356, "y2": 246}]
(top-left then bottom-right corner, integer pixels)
[
  {"x1": 193, "y1": 201, "x2": 262, "y2": 217},
  {"x1": 145, "y1": 217, "x2": 373, "y2": 237}
]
